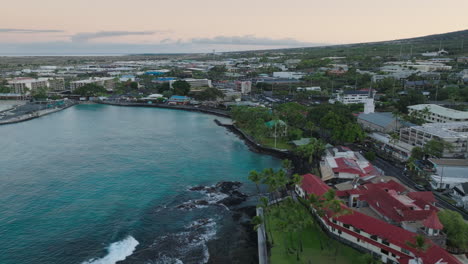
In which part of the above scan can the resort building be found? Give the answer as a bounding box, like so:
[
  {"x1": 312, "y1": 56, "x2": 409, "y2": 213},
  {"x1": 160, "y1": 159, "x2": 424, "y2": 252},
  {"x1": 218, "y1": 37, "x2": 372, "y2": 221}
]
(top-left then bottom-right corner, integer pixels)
[
  {"x1": 8, "y1": 78, "x2": 48, "y2": 93},
  {"x1": 399, "y1": 122, "x2": 468, "y2": 158},
  {"x1": 334, "y1": 178, "x2": 446, "y2": 246},
  {"x1": 295, "y1": 174, "x2": 461, "y2": 264},
  {"x1": 320, "y1": 146, "x2": 380, "y2": 182},
  {"x1": 47, "y1": 78, "x2": 66, "y2": 91},
  {"x1": 407, "y1": 104, "x2": 468, "y2": 123}
]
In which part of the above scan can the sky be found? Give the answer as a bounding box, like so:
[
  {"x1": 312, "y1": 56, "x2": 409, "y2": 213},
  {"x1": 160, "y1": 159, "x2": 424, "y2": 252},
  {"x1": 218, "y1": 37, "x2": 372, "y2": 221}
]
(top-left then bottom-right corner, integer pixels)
[{"x1": 1, "y1": 0, "x2": 467, "y2": 55}]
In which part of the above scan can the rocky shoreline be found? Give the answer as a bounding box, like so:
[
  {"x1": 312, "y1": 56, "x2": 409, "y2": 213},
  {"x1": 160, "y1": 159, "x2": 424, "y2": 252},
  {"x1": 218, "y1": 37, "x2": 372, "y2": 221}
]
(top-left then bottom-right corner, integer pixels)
[{"x1": 177, "y1": 181, "x2": 260, "y2": 264}]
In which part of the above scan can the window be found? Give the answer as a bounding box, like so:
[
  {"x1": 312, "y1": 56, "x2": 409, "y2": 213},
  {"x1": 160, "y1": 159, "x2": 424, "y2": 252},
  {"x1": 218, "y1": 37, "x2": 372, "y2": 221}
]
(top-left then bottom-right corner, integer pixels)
[
  {"x1": 332, "y1": 219, "x2": 337, "y2": 224},
  {"x1": 380, "y1": 249, "x2": 389, "y2": 255},
  {"x1": 401, "y1": 248, "x2": 410, "y2": 255},
  {"x1": 353, "y1": 227, "x2": 361, "y2": 234},
  {"x1": 343, "y1": 224, "x2": 350, "y2": 229},
  {"x1": 382, "y1": 240, "x2": 390, "y2": 246},
  {"x1": 370, "y1": 235, "x2": 378, "y2": 241},
  {"x1": 338, "y1": 230, "x2": 342, "y2": 235}
]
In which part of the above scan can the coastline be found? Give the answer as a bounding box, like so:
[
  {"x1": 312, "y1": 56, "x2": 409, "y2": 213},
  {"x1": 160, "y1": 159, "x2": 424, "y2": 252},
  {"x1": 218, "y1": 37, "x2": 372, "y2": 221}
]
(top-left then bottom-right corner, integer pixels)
[
  {"x1": 98, "y1": 101, "x2": 231, "y2": 118},
  {"x1": 0, "y1": 101, "x2": 78, "y2": 125}
]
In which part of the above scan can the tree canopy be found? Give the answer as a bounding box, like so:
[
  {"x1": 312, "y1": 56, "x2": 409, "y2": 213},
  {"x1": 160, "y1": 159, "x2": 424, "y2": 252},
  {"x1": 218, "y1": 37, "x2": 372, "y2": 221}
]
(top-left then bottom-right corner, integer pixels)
[
  {"x1": 172, "y1": 80, "x2": 191, "y2": 95},
  {"x1": 73, "y1": 83, "x2": 107, "y2": 96},
  {"x1": 438, "y1": 210, "x2": 468, "y2": 251}
]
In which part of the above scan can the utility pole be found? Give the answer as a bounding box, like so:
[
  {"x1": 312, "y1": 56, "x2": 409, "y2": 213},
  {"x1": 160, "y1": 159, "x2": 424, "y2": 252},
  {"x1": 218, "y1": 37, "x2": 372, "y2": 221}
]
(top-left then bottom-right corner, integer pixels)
[{"x1": 399, "y1": 44, "x2": 403, "y2": 60}]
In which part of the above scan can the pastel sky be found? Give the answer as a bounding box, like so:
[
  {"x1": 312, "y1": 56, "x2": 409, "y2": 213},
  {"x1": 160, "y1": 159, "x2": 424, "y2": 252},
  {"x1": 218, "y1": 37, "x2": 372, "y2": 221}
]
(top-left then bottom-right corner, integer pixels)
[{"x1": 1, "y1": 0, "x2": 467, "y2": 54}]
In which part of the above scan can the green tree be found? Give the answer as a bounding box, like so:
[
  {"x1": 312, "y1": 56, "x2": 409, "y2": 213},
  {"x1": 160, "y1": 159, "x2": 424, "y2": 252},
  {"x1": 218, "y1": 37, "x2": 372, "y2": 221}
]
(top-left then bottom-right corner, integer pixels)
[
  {"x1": 172, "y1": 80, "x2": 191, "y2": 95},
  {"x1": 248, "y1": 170, "x2": 263, "y2": 197},
  {"x1": 364, "y1": 151, "x2": 376, "y2": 161},
  {"x1": 423, "y1": 139, "x2": 452, "y2": 158},
  {"x1": 295, "y1": 138, "x2": 326, "y2": 166},
  {"x1": 0, "y1": 85, "x2": 11, "y2": 93},
  {"x1": 193, "y1": 87, "x2": 224, "y2": 101},
  {"x1": 411, "y1": 146, "x2": 424, "y2": 160},
  {"x1": 251, "y1": 215, "x2": 264, "y2": 231},
  {"x1": 31, "y1": 87, "x2": 48, "y2": 100},
  {"x1": 438, "y1": 210, "x2": 468, "y2": 251},
  {"x1": 405, "y1": 234, "x2": 430, "y2": 263},
  {"x1": 73, "y1": 83, "x2": 107, "y2": 96}
]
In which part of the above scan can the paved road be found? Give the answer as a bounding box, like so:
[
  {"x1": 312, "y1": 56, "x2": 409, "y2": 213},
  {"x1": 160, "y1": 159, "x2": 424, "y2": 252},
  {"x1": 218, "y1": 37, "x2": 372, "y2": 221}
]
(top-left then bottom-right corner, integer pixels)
[{"x1": 372, "y1": 156, "x2": 468, "y2": 220}]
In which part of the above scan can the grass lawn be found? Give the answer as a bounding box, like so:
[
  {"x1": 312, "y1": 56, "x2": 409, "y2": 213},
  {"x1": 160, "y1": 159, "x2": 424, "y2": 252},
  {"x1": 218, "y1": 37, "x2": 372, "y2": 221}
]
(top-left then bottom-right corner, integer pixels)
[
  {"x1": 266, "y1": 205, "x2": 369, "y2": 264},
  {"x1": 259, "y1": 137, "x2": 293, "y2": 150}
]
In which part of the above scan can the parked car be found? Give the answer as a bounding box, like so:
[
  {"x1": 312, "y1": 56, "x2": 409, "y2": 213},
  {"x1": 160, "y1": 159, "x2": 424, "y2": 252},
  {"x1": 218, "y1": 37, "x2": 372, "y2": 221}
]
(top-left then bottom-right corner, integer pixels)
[{"x1": 414, "y1": 184, "x2": 425, "y2": 191}]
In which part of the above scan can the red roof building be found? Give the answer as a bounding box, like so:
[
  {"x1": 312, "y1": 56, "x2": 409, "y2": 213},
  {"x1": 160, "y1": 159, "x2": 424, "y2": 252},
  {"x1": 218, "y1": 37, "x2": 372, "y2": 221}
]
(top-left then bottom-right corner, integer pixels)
[
  {"x1": 320, "y1": 146, "x2": 380, "y2": 182},
  {"x1": 296, "y1": 174, "x2": 460, "y2": 264}
]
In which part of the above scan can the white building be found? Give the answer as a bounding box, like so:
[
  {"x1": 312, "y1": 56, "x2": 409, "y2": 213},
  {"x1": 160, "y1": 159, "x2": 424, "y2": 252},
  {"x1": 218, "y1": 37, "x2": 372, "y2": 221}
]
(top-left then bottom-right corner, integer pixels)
[
  {"x1": 70, "y1": 77, "x2": 116, "y2": 92},
  {"x1": 272, "y1": 71, "x2": 305, "y2": 79},
  {"x1": 408, "y1": 104, "x2": 468, "y2": 123},
  {"x1": 169, "y1": 78, "x2": 212, "y2": 89},
  {"x1": 236, "y1": 81, "x2": 251, "y2": 94},
  {"x1": 320, "y1": 146, "x2": 380, "y2": 182},
  {"x1": 400, "y1": 122, "x2": 468, "y2": 158},
  {"x1": 297, "y1": 87, "x2": 321, "y2": 92},
  {"x1": 336, "y1": 90, "x2": 375, "y2": 105},
  {"x1": 8, "y1": 78, "x2": 48, "y2": 93},
  {"x1": 428, "y1": 159, "x2": 468, "y2": 190}
]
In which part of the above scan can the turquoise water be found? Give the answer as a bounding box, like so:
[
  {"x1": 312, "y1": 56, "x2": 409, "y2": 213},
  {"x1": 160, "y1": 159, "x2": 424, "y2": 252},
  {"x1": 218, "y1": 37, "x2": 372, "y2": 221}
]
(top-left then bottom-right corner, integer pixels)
[{"x1": 0, "y1": 104, "x2": 280, "y2": 264}]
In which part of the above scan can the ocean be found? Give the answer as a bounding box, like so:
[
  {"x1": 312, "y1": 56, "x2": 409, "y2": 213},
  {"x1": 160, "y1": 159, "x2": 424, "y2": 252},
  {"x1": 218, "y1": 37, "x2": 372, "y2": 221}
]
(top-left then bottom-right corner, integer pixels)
[{"x1": 0, "y1": 104, "x2": 281, "y2": 264}]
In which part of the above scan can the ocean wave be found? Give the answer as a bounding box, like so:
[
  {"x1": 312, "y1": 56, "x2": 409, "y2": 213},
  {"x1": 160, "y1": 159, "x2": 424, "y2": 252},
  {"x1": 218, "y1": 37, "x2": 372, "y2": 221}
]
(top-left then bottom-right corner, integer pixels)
[{"x1": 81, "y1": 236, "x2": 139, "y2": 264}]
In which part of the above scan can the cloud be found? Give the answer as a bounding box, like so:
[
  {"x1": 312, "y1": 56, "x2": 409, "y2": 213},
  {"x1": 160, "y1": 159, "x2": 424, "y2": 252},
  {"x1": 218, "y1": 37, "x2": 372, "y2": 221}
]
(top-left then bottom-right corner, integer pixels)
[
  {"x1": 70, "y1": 31, "x2": 168, "y2": 43},
  {"x1": 190, "y1": 35, "x2": 317, "y2": 46},
  {"x1": 0, "y1": 28, "x2": 64, "y2": 33}
]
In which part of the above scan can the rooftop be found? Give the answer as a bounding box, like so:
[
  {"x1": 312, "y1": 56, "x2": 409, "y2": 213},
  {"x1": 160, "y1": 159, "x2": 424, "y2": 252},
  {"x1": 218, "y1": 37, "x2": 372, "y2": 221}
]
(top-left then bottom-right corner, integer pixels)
[{"x1": 408, "y1": 104, "x2": 468, "y2": 119}]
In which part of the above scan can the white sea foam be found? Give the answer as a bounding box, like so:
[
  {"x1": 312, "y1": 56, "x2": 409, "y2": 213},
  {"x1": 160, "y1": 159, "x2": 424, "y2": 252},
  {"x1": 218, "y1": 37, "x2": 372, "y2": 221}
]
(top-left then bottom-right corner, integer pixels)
[
  {"x1": 81, "y1": 236, "x2": 139, "y2": 264},
  {"x1": 153, "y1": 255, "x2": 184, "y2": 264}
]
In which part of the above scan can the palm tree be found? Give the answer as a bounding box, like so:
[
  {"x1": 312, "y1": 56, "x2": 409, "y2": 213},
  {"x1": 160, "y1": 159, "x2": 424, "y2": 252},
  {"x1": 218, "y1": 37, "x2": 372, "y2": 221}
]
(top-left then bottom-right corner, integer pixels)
[
  {"x1": 251, "y1": 215, "x2": 264, "y2": 231},
  {"x1": 295, "y1": 138, "x2": 326, "y2": 167},
  {"x1": 405, "y1": 235, "x2": 430, "y2": 264},
  {"x1": 258, "y1": 196, "x2": 275, "y2": 245},
  {"x1": 248, "y1": 170, "x2": 263, "y2": 198}
]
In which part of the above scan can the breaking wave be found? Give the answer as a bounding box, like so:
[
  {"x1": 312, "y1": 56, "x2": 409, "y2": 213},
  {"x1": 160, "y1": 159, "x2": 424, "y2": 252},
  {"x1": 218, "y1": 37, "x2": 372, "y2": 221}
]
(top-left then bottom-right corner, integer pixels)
[{"x1": 81, "y1": 236, "x2": 139, "y2": 264}]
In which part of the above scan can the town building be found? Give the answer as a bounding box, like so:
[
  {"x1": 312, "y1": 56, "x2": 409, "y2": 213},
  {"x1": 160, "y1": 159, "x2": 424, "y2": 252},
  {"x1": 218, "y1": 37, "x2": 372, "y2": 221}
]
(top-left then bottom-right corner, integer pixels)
[
  {"x1": 320, "y1": 146, "x2": 380, "y2": 182},
  {"x1": 399, "y1": 122, "x2": 468, "y2": 158},
  {"x1": 408, "y1": 104, "x2": 468, "y2": 123},
  {"x1": 169, "y1": 78, "x2": 212, "y2": 89},
  {"x1": 427, "y1": 159, "x2": 468, "y2": 190},
  {"x1": 295, "y1": 174, "x2": 460, "y2": 264},
  {"x1": 167, "y1": 95, "x2": 190, "y2": 105},
  {"x1": 335, "y1": 90, "x2": 375, "y2": 105},
  {"x1": 367, "y1": 132, "x2": 414, "y2": 162},
  {"x1": 358, "y1": 112, "x2": 412, "y2": 133},
  {"x1": 272, "y1": 71, "x2": 305, "y2": 79},
  {"x1": 297, "y1": 87, "x2": 321, "y2": 92},
  {"x1": 452, "y1": 182, "x2": 468, "y2": 210},
  {"x1": 236, "y1": 81, "x2": 251, "y2": 94},
  {"x1": 70, "y1": 77, "x2": 116, "y2": 92}
]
